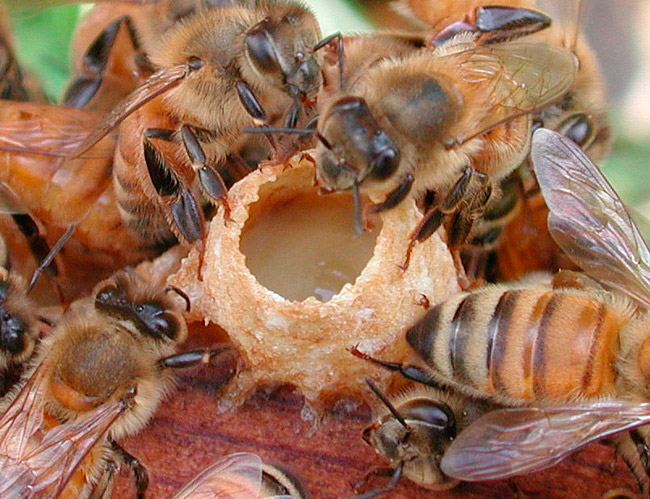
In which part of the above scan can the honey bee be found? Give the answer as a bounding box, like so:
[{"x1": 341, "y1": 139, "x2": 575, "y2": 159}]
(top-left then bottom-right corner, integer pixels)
[
  {"x1": 0, "y1": 100, "x2": 161, "y2": 299},
  {"x1": 61, "y1": 0, "x2": 325, "y2": 245},
  {"x1": 172, "y1": 452, "x2": 306, "y2": 498},
  {"x1": 353, "y1": 129, "x2": 650, "y2": 494},
  {"x1": 352, "y1": 377, "x2": 488, "y2": 497},
  {"x1": 65, "y1": 1, "x2": 153, "y2": 111},
  {"x1": 395, "y1": 0, "x2": 611, "y2": 281},
  {"x1": 0, "y1": 184, "x2": 76, "y2": 389},
  {"x1": 262, "y1": 7, "x2": 576, "y2": 267},
  {"x1": 0, "y1": 269, "x2": 232, "y2": 497}
]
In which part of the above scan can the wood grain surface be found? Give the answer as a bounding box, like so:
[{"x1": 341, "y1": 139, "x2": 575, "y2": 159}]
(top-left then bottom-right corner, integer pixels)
[{"x1": 112, "y1": 326, "x2": 639, "y2": 499}]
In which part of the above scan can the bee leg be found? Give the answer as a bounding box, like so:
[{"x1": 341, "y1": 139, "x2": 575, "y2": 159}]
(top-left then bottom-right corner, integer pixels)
[
  {"x1": 89, "y1": 457, "x2": 119, "y2": 499},
  {"x1": 474, "y1": 7, "x2": 551, "y2": 43},
  {"x1": 171, "y1": 187, "x2": 206, "y2": 244},
  {"x1": 432, "y1": 7, "x2": 551, "y2": 47},
  {"x1": 551, "y1": 270, "x2": 603, "y2": 290},
  {"x1": 109, "y1": 440, "x2": 149, "y2": 499},
  {"x1": 64, "y1": 17, "x2": 141, "y2": 108},
  {"x1": 0, "y1": 41, "x2": 28, "y2": 102},
  {"x1": 400, "y1": 168, "x2": 474, "y2": 270},
  {"x1": 226, "y1": 152, "x2": 255, "y2": 180},
  {"x1": 612, "y1": 432, "x2": 650, "y2": 496},
  {"x1": 180, "y1": 125, "x2": 231, "y2": 222},
  {"x1": 349, "y1": 345, "x2": 441, "y2": 388},
  {"x1": 159, "y1": 344, "x2": 236, "y2": 370},
  {"x1": 367, "y1": 174, "x2": 415, "y2": 215},
  {"x1": 352, "y1": 463, "x2": 403, "y2": 499},
  {"x1": 143, "y1": 129, "x2": 206, "y2": 244},
  {"x1": 236, "y1": 80, "x2": 278, "y2": 154}
]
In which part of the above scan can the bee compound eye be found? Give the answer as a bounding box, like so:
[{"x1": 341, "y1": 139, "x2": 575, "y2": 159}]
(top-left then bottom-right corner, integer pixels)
[
  {"x1": 246, "y1": 25, "x2": 281, "y2": 76},
  {"x1": 0, "y1": 314, "x2": 25, "y2": 355},
  {"x1": 370, "y1": 147, "x2": 400, "y2": 180},
  {"x1": 94, "y1": 285, "x2": 119, "y2": 307},
  {"x1": 561, "y1": 113, "x2": 593, "y2": 147},
  {"x1": 137, "y1": 303, "x2": 180, "y2": 341}
]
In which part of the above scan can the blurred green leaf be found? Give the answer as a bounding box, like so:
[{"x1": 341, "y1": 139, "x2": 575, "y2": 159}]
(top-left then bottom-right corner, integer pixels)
[
  {"x1": 603, "y1": 139, "x2": 650, "y2": 207},
  {"x1": 10, "y1": 4, "x2": 80, "y2": 100}
]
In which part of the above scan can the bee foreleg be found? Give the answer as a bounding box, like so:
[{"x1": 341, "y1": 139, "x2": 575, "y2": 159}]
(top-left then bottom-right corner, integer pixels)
[
  {"x1": 367, "y1": 174, "x2": 414, "y2": 214},
  {"x1": 349, "y1": 345, "x2": 441, "y2": 388},
  {"x1": 179, "y1": 125, "x2": 230, "y2": 220},
  {"x1": 64, "y1": 16, "x2": 146, "y2": 108},
  {"x1": 236, "y1": 80, "x2": 278, "y2": 153},
  {"x1": 284, "y1": 99, "x2": 301, "y2": 128},
  {"x1": 159, "y1": 344, "x2": 236, "y2": 370},
  {"x1": 109, "y1": 440, "x2": 149, "y2": 499},
  {"x1": 352, "y1": 462, "x2": 403, "y2": 499}
]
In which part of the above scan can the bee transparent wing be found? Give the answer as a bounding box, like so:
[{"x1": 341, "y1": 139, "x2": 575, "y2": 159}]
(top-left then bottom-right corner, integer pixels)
[
  {"x1": 440, "y1": 401, "x2": 650, "y2": 481},
  {"x1": 71, "y1": 64, "x2": 193, "y2": 158},
  {"x1": 172, "y1": 452, "x2": 264, "y2": 499},
  {"x1": 531, "y1": 128, "x2": 650, "y2": 307},
  {"x1": 0, "y1": 102, "x2": 112, "y2": 158},
  {"x1": 448, "y1": 41, "x2": 576, "y2": 145},
  {"x1": 28, "y1": 397, "x2": 128, "y2": 496},
  {"x1": 0, "y1": 364, "x2": 48, "y2": 458},
  {"x1": 0, "y1": 182, "x2": 29, "y2": 214}
]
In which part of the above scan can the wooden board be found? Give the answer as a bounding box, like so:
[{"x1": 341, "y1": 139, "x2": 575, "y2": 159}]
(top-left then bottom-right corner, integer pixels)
[{"x1": 112, "y1": 328, "x2": 639, "y2": 498}]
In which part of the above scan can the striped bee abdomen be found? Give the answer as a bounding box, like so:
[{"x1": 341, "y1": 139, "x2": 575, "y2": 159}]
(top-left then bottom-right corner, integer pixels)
[{"x1": 407, "y1": 286, "x2": 631, "y2": 403}]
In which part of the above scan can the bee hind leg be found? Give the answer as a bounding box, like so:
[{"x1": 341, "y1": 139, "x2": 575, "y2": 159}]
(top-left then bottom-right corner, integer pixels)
[
  {"x1": 432, "y1": 7, "x2": 551, "y2": 47},
  {"x1": 109, "y1": 440, "x2": 149, "y2": 499},
  {"x1": 143, "y1": 128, "x2": 207, "y2": 246},
  {"x1": 63, "y1": 16, "x2": 148, "y2": 108}
]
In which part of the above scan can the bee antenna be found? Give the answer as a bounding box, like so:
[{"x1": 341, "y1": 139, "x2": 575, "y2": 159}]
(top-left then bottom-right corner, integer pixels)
[
  {"x1": 352, "y1": 179, "x2": 363, "y2": 235},
  {"x1": 28, "y1": 224, "x2": 75, "y2": 293},
  {"x1": 314, "y1": 131, "x2": 333, "y2": 151},
  {"x1": 242, "y1": 126, "x2": 314, "y2": 135},
  {"x1": 165, "y1": 285, "x2": 191, "y2": 312},
  {"x1": 313, "y1": 32, "x2": 345, "y2": 91},
  {"x1": 364, "y1": 377, "x2": 411, "y2": 431}
]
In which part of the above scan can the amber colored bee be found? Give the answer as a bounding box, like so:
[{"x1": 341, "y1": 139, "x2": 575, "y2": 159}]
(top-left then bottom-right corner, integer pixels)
[
  {"x1": 0, "y1": 270, "x2": 231, "y2": 497},
  {"x1": 0, "y1": 100, "x2": 164, "y2": 299},
  {"x1": 65, "y1": 1, "x2": 151, "y2": 112},
  {"x1": 394, "y1": 0, "x2": 611, "y2": 281},
  {"x1": 267, "y1": 7, "x2": 576, "y2": 269},
  {"x1": 350, "y1": 377, "x2": 491, "y2": 497},
  {"x1": 60, "y1": 0, "x2": 325, "y2": 246},
  {"x1": 354, "y1": 129, "x2": 650, "y2": 494},
  {"x1": 0, "y1": 184, "x2": 77, "y2": 387},
  {"x1": 0, "y1": 266, "x2": 38, "y2": 378},
  {"x1": 172, "y1": 452, "x2": 306, "y2": 498}
]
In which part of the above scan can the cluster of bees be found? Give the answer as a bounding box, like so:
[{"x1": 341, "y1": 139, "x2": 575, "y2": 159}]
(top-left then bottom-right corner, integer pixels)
[{"x1": 0, "y1": 0, "x2": 646, "y2": 496}]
